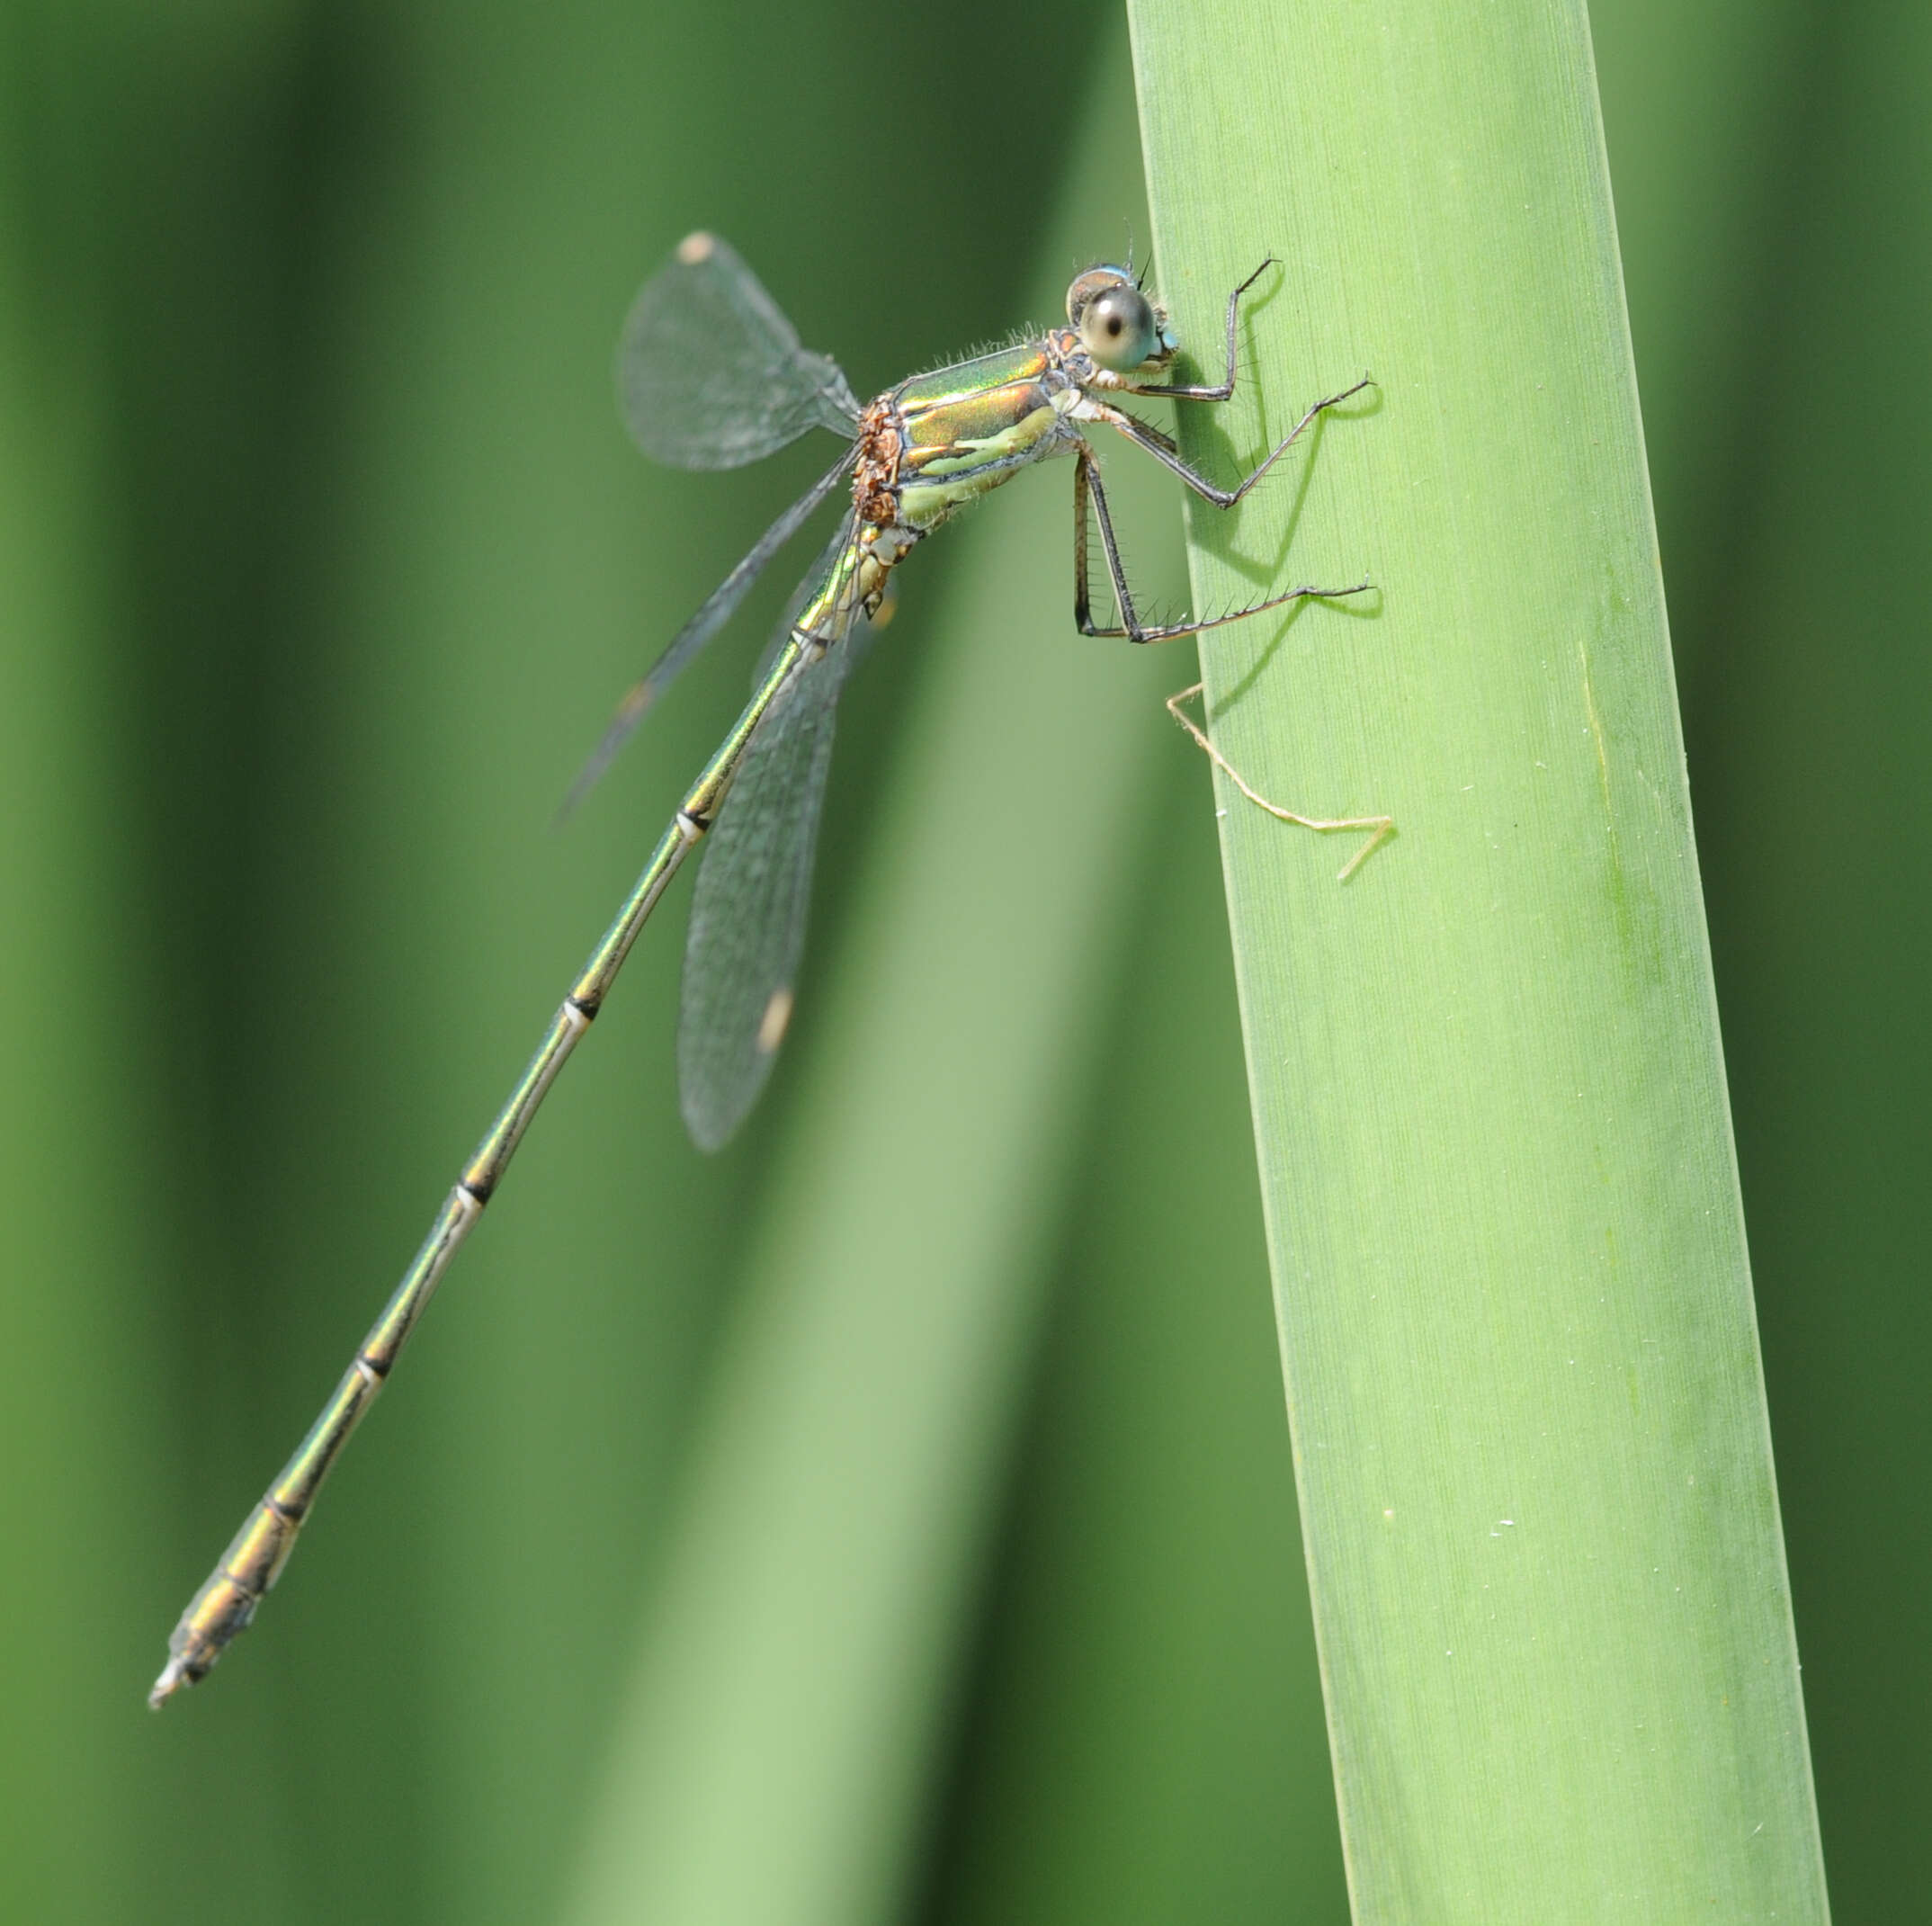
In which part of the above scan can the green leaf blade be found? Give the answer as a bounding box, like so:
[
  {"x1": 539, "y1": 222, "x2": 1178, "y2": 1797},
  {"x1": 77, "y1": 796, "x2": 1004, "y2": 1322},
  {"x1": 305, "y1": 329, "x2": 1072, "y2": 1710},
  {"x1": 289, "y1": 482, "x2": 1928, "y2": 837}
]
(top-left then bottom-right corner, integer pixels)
[{"x1": 1129, "y1": 2, "x2": 1830, "y2": 1916}]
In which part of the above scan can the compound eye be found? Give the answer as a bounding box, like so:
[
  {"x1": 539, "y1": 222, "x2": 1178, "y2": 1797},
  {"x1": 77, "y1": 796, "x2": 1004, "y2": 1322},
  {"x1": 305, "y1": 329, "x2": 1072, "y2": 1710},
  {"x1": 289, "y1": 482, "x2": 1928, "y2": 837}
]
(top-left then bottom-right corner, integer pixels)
[{"x1": 1078, "y1": 283, "x2": 1159, "y2": 372}]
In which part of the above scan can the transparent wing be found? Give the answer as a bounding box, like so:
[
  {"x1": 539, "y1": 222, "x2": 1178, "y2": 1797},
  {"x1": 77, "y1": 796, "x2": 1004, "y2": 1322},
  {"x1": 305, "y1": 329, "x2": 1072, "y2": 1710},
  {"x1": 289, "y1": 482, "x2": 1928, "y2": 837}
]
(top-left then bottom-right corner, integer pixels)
[
  {"x1": 678, "y1": 514, "x2": 868, "y2": 1151},
  {"x1": 618, "y1": 233, "x2": 861, "y2": 470},
  {"x1": 557, "y1": 446, "x2": 856, "y2": 820}
]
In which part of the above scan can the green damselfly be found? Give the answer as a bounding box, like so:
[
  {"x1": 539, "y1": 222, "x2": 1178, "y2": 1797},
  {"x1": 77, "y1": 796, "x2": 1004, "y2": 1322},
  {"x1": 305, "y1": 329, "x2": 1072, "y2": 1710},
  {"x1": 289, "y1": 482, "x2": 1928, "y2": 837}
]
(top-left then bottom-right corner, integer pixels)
[{"x1": 151, "y1": 231, "x2": 1389, "y2": 1707}]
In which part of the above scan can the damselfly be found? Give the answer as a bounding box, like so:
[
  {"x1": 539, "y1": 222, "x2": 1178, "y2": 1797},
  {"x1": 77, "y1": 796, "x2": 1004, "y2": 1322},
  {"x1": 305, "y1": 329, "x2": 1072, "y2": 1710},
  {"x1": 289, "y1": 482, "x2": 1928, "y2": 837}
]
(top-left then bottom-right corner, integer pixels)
[{"x1": 151, "y1": 231, "x2": 1390, "y2": 1706}]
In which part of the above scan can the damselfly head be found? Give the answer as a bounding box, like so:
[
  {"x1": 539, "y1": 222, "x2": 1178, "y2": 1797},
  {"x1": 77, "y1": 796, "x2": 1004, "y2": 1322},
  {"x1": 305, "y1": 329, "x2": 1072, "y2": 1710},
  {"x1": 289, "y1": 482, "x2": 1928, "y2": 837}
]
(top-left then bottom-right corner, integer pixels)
[{"x1": 1066, "y1": 265, "x2": 1176, "y2": 373}]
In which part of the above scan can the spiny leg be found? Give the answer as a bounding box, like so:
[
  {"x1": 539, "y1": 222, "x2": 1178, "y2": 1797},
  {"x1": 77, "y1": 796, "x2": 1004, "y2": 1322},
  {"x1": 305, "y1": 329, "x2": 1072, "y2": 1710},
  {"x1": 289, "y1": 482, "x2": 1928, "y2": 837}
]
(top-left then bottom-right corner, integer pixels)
[
  {"x1": 1072, "y1": 443, "x2": 1367, "y2": 644},
  {"x1": 1112, "y1": 256, "x2": 1277, "y2": 402},
  {"x1": 1078, "y1": 275, "x2": 1386, "y2": 872},
  {"x1": 1167, "y1": 683, "x2": 1393, "y2": 882},
  {"x1": 1070, "y1": 456, "x2": 1392, "y2": 877},
  {"x1": 1094, "y1": 375, "x2": 1375, "y2": 510}
]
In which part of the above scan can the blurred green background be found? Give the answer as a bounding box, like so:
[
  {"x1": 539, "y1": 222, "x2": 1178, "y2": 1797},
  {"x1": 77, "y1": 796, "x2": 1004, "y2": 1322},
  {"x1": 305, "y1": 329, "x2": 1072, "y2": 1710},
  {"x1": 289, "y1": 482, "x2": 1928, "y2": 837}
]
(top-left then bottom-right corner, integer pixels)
[{"x1": 0, "y1": 2, "x2": 1922, "y2": 1922}]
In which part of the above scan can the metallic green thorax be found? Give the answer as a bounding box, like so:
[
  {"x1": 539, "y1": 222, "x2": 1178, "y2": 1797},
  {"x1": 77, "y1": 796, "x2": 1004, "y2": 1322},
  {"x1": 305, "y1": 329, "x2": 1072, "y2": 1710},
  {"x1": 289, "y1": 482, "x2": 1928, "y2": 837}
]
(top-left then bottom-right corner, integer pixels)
[{"x1": 860, "y1": 340, "x2": 1081, "y2": 534}]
